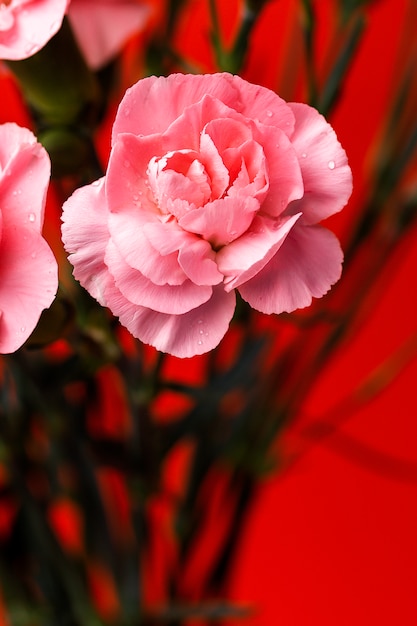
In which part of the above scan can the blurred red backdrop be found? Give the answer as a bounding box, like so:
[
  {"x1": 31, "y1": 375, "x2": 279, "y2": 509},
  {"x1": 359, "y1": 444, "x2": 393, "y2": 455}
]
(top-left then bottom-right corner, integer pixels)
[{"x1": 221, "y1": 1, "x2": 417, "y2": 624}]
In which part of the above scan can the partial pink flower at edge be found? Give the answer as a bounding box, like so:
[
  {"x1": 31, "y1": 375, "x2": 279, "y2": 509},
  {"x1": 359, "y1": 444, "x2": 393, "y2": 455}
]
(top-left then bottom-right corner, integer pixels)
[
  {"x1": 62, "y1": 73, "x2": 352, "y2": 358},
  {"x1": 0, "y1": 0, "x2": 69, "y2": 61},
  {"x1": 0, "y1": 122, "x2": 58, "y2": 353},
  {"x1": 67, "y1": 0, "x2": 152, "y2": 70}
]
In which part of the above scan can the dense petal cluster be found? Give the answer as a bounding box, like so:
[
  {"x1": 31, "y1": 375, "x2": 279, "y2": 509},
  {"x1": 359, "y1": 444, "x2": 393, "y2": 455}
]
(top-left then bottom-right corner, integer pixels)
[
  {"x1": 62, "y1": 73, "x2": 352, "y2": 358},
  {"x1": 0, "y1": 123, "x2": 58, "y2": 353},
  {"x1": 0, "y1": 0, "x2": 69, "y2": 60}
]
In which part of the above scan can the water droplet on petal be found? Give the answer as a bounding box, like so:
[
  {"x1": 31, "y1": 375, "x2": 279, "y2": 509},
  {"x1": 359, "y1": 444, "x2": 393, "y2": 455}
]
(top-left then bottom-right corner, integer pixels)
[
  {"x1": 124, "y1": 160, "x2": 130, "y2": 168},
  {"x1": 197, "y1": 319, "x2": 203, "y2": 324},
  {"x1": 20, "y1": 326, "x2": 26, "y2": 333},
  {"x1": 28, "y1": 213, "x2": 36, "y2": 222},
  {"x1": 266, "y1": 110, "x2": 273, "y2": 118},
  {"x1": 31, "y1": 252, "x2": 36, "y2": 259},
  {"x1": 199, "y1": 329, "x2": 204, "y2": 335},
  {"x1": 197, "y1": 340, "x2": 203, "y2": 345},
  {"x1": 301, "y1": 152, "x2": 307, "y2": 158},
  {"x1": 328, "y1": 160, "x2": 335, "y2": 170},
  {"x1": 91, "y1": 179, "x2": 101, "y2": 187}
]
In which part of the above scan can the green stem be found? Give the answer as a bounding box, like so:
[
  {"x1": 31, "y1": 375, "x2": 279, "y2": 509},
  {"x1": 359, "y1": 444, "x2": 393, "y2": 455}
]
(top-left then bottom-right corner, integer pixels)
[{"x1": 301, "y1": 0, "x2": 318, "y2": 107}]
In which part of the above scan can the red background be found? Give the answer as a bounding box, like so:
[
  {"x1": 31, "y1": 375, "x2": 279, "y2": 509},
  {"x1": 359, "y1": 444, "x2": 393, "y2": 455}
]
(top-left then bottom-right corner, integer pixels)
[{"x1": 221, "y1": 1, "x2": 417, "y2": 624}]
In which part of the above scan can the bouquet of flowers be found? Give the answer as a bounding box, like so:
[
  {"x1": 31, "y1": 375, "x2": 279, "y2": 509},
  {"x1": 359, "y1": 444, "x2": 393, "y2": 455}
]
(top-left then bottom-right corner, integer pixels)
[{"x1": 0, "y1": 1, "x2": 416, "y2": 624}]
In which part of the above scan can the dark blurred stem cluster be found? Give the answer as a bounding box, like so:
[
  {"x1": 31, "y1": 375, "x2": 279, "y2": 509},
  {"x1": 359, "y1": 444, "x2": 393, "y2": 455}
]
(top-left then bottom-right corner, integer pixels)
[{"x1": 1, "y1": 1, "x2": 417, "y2": 625}]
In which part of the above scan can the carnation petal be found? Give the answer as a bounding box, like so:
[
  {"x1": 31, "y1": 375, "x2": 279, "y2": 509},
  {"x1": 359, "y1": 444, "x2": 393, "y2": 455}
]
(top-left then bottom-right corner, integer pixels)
[
  {"x1": 61, "y1": 178, "x2": 111, "y2": 305},
  {"x1": 0, "y1": 123, "x2": 50, "y2": 231},
  {"x1": 229, "y1": 74, "x2": 295, "y2": 134},
  {"x1": 105, "y1": 240, "x2": 212, "y2": 314},
  {"x1": 108, "y1": 212, "x2": 187, "y2": 286},
  {"x1": 0, "y1": 0, "x2": 68, "y2": 60},
  {"x1": 163, "y1": 93, "x2": 246, "y2": 153},
  {"x1": 238, "y1": 224, "x2": 343, "y2": 314},
  {"x1": 108, "y1": 283, "x2": 236, "y2": 358},
  {"x1": 0, "y1": 225, "x2": 58, "y2": 353},
  {"x1": 217, "y1": 213, "x2": 301, "y2": 290},
  {"x1": 112, "y1": 73, "x2": 244, "y2": 141},
  {"x1": 178, "y1": 239, "x2": 223, "y2": 286},
  {"x1": 287, "y1": 102, "x2": 353, "y2": 223},
  {"x1": 68, "y1": 0, "x2": 150, "y2": 70},
  {"x1": 252, "y1": 124, "x2": 304, "y2": 216},
  {"x1": 106, "y1": 133, "x2": 163, "y2": 214},
  {"x1": 179, "y1": 196, "x2": 259, "y2": 249},
  {"x1": 199, "y1": 131, "x2": 230, "y2": 199}
]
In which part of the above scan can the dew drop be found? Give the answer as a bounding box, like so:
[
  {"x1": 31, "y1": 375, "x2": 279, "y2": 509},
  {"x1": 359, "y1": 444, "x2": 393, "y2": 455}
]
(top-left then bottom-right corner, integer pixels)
[
  {"x1": 301, "y1": 152, "x2": 307, "y2": 158},
  {"x1": 265, "y1": 110, "x2": 273, "y2": 118},
  {"x1": 92, "y1": 179, "x2": 101, "y2": 187},
  {"x1": 28, "y1": 213, "x2": 36, "y2": 222},
  {"x1": 197, "y1": 319, "x2": 203, "y2": 324},
  {"x1": 197, "y1": 340, "x2": 203, "y2": 345},
  {"x1": 31, "y1": 252, "x2": 36, "y2": 259},
  {"x1": 199, "y1": 329, "x2": 204, "y2": 335},
  {"x1": 328, "y1": 160, "x2": 335, "y2": 170},
  {"x1": 124, "y1": 108, "x2": 131, "y2": 117},
  {"x1": 124, "y1": 159, "x2": 130, "y2": 168},
  {"x1": 20, "y1": 326, "x2": 26, "y2": 333}
]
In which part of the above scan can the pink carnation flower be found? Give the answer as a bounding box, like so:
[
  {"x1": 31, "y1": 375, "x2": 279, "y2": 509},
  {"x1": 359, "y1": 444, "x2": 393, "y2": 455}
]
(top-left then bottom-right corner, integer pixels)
[
  {"x1": 0, "y1": 123, "x2": 58, "y2": 353},
  {"x1": 0, "y1": 0, "x2": 69, "y2": 60},
  {"x1": 62, "y1": 73, "x2": 352, "y2": 358},
  {"x1": 67, "y1": 0, "x2": 151, "y2": 69}
]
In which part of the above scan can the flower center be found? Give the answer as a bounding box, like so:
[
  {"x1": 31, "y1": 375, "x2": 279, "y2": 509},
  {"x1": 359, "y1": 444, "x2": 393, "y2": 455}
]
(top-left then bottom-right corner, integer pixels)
[{"x1": 147, "y1": 150, "x2": 212, "y2": 218}]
